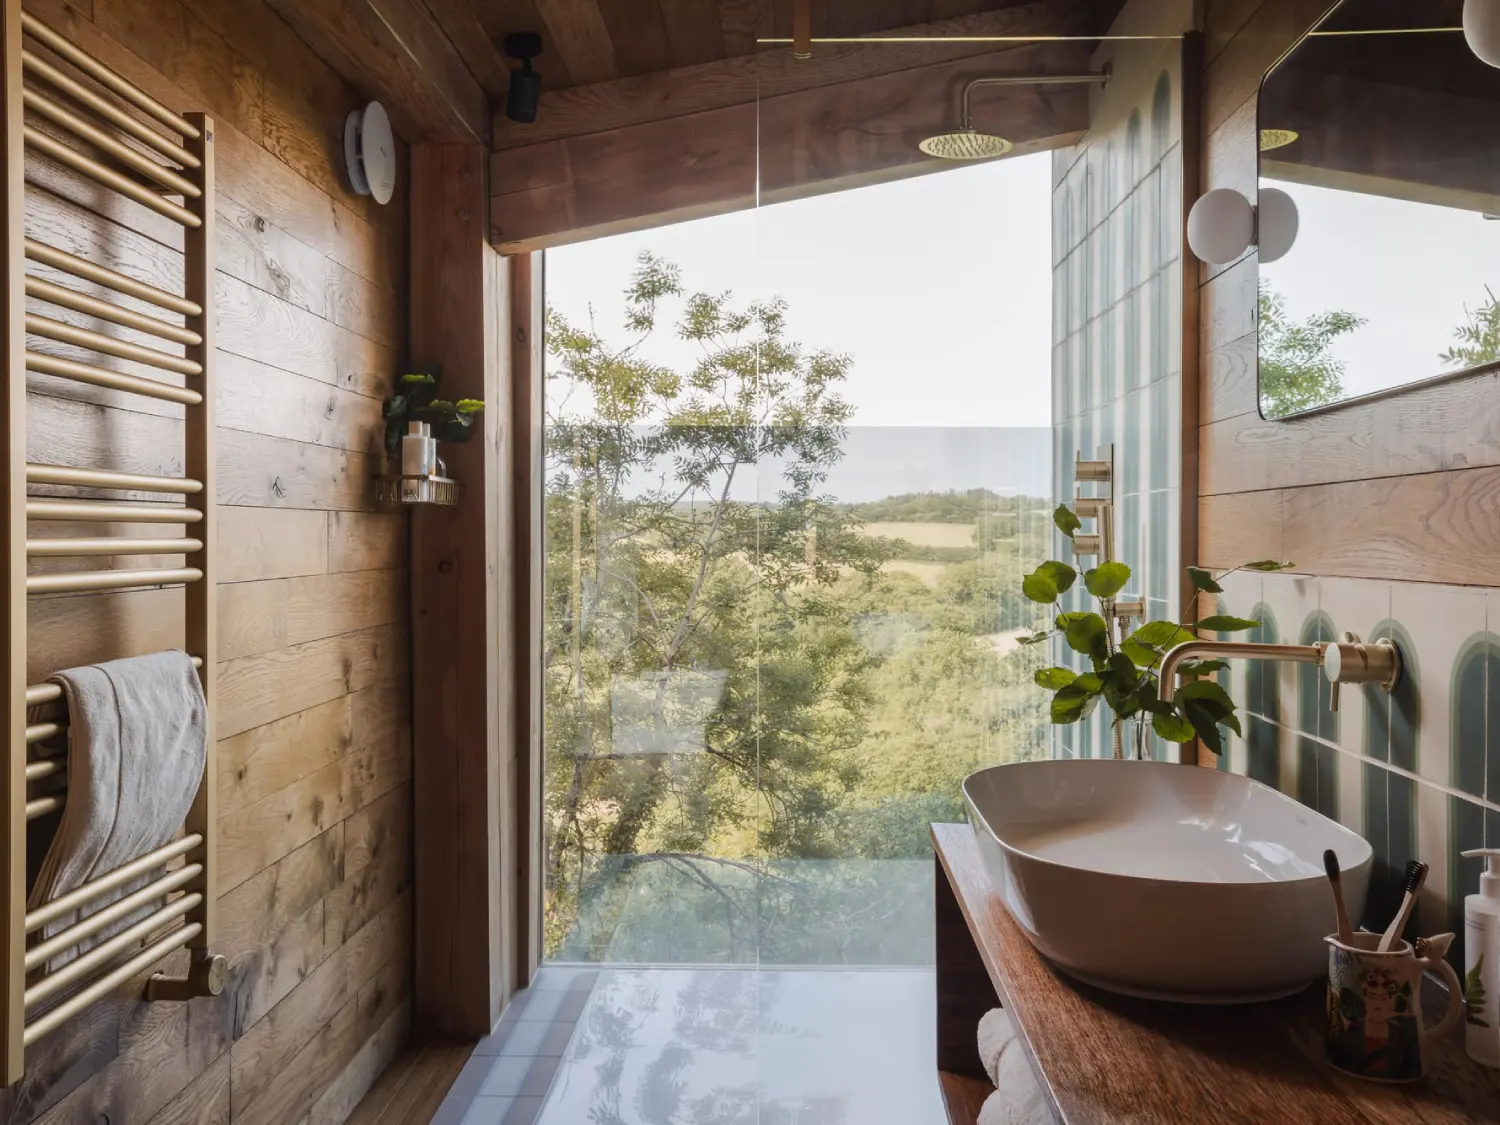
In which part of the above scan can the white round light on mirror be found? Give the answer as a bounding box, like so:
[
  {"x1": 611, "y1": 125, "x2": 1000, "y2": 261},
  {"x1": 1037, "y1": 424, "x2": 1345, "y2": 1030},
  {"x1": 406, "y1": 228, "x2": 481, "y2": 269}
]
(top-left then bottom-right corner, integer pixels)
[
  {"x1": 1186, "y1": 188, "x2": 1255, "y2": 265},
  {"x1": 1465, "y1": 0, "x2": 1500, "y2": 67},
  {"x1": 1257, "y1": 187, "x2": 1299, "y2": 264},
  {"x1": 344, "y1": 101, "x2": 396, "y2": 205}
]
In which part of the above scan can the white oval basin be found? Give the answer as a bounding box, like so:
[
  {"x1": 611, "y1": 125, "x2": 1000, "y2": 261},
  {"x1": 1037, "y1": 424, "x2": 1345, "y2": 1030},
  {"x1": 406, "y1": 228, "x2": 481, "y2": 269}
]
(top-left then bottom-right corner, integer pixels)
[{"x1": 963, "y1": 759, "x2": 1372, "y2": 1003}]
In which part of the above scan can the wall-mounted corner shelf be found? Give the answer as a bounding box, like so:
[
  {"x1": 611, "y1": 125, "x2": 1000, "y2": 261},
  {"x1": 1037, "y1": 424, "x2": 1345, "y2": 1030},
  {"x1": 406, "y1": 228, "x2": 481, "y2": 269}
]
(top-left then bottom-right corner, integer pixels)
[{"x1": 376, "y1": 474, "x2": 458, "y2": 507}]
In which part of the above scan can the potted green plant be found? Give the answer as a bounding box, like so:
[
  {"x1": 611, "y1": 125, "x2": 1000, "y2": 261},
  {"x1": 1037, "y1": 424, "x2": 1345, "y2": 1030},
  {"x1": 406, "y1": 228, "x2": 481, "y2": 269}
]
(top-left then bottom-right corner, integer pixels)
[
  {"x1": 1019, "y1": 501, "x2": 1293, "y2": 758},
  {"x1": 382, "y1": 367, "x2": 484, "y2": 457}
]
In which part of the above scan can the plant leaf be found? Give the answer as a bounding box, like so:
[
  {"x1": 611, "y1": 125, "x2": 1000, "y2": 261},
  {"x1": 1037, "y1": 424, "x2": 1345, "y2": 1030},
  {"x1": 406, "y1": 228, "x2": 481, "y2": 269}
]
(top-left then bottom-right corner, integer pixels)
[
  {"x1": 1053, "y1": 504, "x2": 1082, "y2": 539},
  {"x1": 1176, "y1": 679, "x2": 1236, "y2": 712},
  {"x1": 1152, "y1": 712, "x2": 1196, "y2": 742},
  {"x1": 1186, "y1": 566, "x2": 1223, "y2": 594},
  {"x1": 1037, "y1": 560, "x2": 1077, "y2": 595},
  {"x1": 1129, "y1": 621, "x2": 1196, "y2": 650},
  {"x1": 1085, "y1": 561, "x2": 1132, "y2": 599},
  {"x1": 1121, "y1": 639, "x2": 1160, "y2": 667},
  {"x1": 1075, "y1": 673, "x2": 1104, "y2": 693},
  {"x1": 1198, "y1": 614, "x2": 1260, "y2": 633},
  {"x1": 1136, "y1": 683, "x2": 1173, "y2": 716},
  {"x1": 1022, "y1": 570, "x2": 1059, "y2": 605},
  {"x1": 1219, "y1": 711, "x2": 1243, "y2": 738},
  {"x1": 1177, "y1": 658, "x2": 1230, "y2": 676},
  {"x1": 1035, "y1": 667, "x2": 1078, "y2": 690},
  {"x1": 1184, "y1": 702, "x2": 1226, "y2": 755},
  {"x1": 1243, "y1": 560, "x2": 1296, "y2": 572},
  {"x1": 1051, "y1": 684, "x2": 1099, "y2": 724},
  {"x1": 1062, "y1": 613, "x2": 1109, "y2": 662},
  {"x1": 1017, "y1": 630, "x2": 1053, "y2": 647}
]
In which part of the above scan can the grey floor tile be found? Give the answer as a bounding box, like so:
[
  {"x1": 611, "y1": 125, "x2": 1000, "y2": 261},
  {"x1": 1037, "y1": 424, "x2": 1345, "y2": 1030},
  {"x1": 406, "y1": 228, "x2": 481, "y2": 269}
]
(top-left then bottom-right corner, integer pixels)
[
  {"x1": 529, "y1": 966, "x2": 599, "y2": 991},
  {"x1": 511, "y1": 988, "x2": 565, "y2": 1022},
  {"x1": 429, "y1": 1096, "x2": 471, "y2": 1125},
  {"x1": 500, "y1": 1096, "x2": 544, "y2": 1125},
  {"x1": 457, "y1": 1097, "x2": 518, "y2": 1125},
  {"x1": 447, "y1": 1055, "x2": 503, "y2": 1099},
  {"x1": 475, "y1": 1054, "x2": 534, "y2": 1096},
  {"x1": 490, "y1": 1019, "x2": 575, "y2": 1057}
]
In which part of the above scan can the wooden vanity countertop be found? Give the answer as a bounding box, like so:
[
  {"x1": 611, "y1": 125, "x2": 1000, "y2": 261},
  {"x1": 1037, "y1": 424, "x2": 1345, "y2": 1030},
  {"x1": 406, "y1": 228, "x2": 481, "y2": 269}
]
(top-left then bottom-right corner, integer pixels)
[{"x1": 930, "y1": 822, "x2": 1500, "y2": 1125}]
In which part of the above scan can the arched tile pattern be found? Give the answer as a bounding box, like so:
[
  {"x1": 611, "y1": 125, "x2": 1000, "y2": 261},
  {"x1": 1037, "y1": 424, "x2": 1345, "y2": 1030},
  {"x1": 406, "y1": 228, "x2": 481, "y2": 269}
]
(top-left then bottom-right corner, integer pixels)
[
  {"x1": 1363, "y1": 621, "x2": 1417, "y2": 932},
  {"x1": 1450, "y1": 635, "x2": 1499, "y2": 940},
  {"x1": 1245, "y1": 604, "x2": 1281, "y2": 788},
  {"x1": 1295, "y1": 612, "x2": 1338, "y2": 821}
]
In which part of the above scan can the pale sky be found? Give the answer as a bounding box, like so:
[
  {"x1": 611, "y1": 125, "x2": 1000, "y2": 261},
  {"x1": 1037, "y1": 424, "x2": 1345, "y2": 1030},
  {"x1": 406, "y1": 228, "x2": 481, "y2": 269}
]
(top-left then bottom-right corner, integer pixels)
[
  {"x1": 1261, "y1": 179, "x2": 1500, "y2": 401},
  {"x1": 543, "y1": 154, "x2": 1054, "y2": 430}
]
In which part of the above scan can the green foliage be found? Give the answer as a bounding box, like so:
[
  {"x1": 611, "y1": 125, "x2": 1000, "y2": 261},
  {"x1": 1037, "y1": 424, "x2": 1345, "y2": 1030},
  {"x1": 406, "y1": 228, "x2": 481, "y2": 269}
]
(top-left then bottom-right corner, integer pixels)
[
  {"x1": 1022, "y1": 504, "x2": 1276, "y2": 757},
  {"x1": 1467, "y1": 954, "x2": 1490, "y2": 1027},
  {"x1": 382, "y1": 367, "x2": 486, "y2": 453},
  {"x1": 1198, "y1": 615, "x2": 1259, "y2": 632},
  {"x1": 1186, "y1": 566, "x2": 1222, "y2": 593},
  {"x1": 541, "y1": 251, "x2": 1053, "y2": 957},
  {"x1": 1258, "y1": 281, "x2": 1365, "y2": 418},
  {"x1": 1085, "y1": 561, "x2": 1130, "y2": 599},
  {"x1": 1442, "y1": 287, "x2": 1500, "y2": 372},
  {"x1": 1244, "y1": 560, "x2": 1296, "y2": 572},
  {"x1": 1053, "y1": 504, "x2": 1081, "y2": 539}
]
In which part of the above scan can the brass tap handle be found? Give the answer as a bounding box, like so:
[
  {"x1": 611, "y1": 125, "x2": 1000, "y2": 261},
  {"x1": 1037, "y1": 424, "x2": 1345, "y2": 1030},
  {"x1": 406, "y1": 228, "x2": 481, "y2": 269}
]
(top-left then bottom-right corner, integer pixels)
[{"x1": 1321, "y1": 631, "x2": 1402, "y2": 715}]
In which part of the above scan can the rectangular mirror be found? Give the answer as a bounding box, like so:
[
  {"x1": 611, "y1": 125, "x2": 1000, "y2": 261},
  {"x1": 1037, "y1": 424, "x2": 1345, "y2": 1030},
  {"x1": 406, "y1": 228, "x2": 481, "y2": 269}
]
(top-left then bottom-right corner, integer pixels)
[{"x1": 1258, "y1": 0, "x2": 1500, "y2": 418}]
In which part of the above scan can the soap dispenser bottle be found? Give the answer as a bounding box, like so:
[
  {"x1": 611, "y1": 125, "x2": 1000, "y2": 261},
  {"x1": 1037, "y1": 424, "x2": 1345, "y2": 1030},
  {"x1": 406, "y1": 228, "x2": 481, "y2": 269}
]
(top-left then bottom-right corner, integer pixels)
[{"x1": 1463, "y1": 848, "x2": 1500, "y2": 1067}]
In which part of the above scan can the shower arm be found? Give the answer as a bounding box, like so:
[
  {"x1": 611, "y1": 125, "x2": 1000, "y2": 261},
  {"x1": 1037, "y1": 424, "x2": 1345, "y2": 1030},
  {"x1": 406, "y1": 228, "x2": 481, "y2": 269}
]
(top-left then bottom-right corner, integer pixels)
[{"x1": 958, "y1": 71, "x2": 1111, "y2": 130}]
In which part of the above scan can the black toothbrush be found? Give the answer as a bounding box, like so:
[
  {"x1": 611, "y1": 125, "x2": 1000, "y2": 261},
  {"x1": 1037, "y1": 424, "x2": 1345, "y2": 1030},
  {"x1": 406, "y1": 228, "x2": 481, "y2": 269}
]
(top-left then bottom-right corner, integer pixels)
[
  {"x1": 1377, "y1": 860, "x2": 1428, "y2": 952},
  {"x1": 1324, "y1": 849, "x2": 1354, "y2": 945}
]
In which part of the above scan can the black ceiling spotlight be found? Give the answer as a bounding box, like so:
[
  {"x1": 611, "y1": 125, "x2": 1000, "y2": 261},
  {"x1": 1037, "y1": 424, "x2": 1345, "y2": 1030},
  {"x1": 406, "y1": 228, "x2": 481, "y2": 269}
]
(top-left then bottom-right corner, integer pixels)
[{"x1": 504, "y1": 33, "x2": 543, "y2": 124}]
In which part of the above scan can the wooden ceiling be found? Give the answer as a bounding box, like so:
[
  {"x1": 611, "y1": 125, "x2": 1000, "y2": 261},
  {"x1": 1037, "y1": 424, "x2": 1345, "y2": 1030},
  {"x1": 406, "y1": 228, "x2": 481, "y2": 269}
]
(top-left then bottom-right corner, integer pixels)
[
  {"x1": 264, "y1": 0, "x2": 1130, "y2": 248},
  {"x1": 427, "y1": 0, "x2": 1062, "y2": 95}
]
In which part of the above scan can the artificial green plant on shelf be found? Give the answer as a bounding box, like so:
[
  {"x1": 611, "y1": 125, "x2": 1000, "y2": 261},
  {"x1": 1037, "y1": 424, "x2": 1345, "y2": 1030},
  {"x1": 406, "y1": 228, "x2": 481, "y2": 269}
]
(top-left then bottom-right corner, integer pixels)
[
  {"x1": 382, "y1": 367, "x2": 485, "y2": 457},
  {"x1": 1019, "y1": 501, "x2": 1294, "y2": 757}
]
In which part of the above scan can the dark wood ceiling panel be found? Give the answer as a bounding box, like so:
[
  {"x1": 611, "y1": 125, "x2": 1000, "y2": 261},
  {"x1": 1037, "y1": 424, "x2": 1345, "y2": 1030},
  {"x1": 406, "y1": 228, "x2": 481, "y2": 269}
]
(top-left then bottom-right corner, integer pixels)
[
  {"x1": 534, "y1": 0, "x2": 618, "y2": 84},
  {"x1": 594, "y1": 0, "x2": 674, "y2": 75},
  {"x1": 425, "y1": 0, "x2": 527, "y2": 96},
  {"x1": 656, "y1": 0, "x2": 731, "y2": 65},
  {"x1": 719, "y1": 0, "x2": 775, "y2": 55}
]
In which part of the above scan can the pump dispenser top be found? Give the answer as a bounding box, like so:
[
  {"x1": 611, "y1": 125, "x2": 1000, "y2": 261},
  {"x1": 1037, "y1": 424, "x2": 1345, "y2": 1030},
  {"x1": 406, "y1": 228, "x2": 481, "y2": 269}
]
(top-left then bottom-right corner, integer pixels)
[{"x1": 1464, "y1": 848, "x2": 1500, "y2": 899}]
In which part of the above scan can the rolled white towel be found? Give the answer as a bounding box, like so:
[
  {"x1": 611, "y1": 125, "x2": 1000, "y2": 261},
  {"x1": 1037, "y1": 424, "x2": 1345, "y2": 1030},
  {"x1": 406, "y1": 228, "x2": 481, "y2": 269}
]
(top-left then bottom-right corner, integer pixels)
[
  {"x1": 977, "y1": 1007, "x2": 1016, "y2": 1086},
  {"x1": 976, "y1": 1008, "x2": 1051, "y2": 1125}
]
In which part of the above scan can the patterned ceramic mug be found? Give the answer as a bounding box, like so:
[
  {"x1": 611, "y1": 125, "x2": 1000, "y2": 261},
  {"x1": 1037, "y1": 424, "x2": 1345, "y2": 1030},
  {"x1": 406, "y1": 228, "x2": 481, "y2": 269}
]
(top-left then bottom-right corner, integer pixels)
[{"x1": 1325, "y1": 931, "x2": 1463, "y2": 1082}]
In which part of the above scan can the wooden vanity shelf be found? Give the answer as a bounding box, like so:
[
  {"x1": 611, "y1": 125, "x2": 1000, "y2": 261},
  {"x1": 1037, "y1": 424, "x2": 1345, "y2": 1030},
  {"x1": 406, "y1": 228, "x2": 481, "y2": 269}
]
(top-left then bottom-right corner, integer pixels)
[{"x1": 931, "y1": 822, "x2": 1500, "y2": 1125}]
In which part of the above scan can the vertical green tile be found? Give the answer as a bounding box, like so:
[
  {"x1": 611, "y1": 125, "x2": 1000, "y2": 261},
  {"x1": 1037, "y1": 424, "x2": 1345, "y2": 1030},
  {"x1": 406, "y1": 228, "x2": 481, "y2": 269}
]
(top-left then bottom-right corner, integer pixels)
[{"x1": 1454, "y1": 638, "x2": 1489, "y2": 799}]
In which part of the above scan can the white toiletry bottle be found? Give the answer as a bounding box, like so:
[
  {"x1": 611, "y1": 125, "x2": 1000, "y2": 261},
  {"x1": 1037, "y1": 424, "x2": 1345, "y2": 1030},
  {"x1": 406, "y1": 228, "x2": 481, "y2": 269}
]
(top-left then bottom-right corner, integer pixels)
[
  {"x1": 1463, "y1": 848, "x2": 1500, "y2": 1067},
  {"x1": 400, "y1": 421, "x2": 435, "y2": 502}
]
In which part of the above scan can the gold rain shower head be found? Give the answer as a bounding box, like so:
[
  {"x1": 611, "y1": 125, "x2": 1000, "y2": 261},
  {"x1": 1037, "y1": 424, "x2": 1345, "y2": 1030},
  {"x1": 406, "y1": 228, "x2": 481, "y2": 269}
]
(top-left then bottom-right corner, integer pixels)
[
  {"x1": 919, "y1": 129, "x2": 1013, "y2": 160},
  {"x1": 921, "y1": 72, "x2": 1110, "y2": 161}
]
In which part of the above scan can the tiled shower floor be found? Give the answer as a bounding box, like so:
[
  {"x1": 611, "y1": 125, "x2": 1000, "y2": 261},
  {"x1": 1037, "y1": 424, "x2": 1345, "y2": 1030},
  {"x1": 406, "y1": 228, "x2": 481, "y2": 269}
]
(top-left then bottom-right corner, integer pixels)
[{"x1": 431, "y1": 964, "x2": 949, "y2": 1124}]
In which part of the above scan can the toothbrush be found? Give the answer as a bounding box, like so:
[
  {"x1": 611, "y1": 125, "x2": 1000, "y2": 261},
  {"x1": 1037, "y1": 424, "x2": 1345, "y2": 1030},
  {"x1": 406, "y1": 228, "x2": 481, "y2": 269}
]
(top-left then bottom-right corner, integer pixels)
[
  {"x1": 1324, "y1": 849, "x2": 1354, "y2": 945},
  {"x1": 1377, "y1": 860, "x2": 1429, "y2": 952}
]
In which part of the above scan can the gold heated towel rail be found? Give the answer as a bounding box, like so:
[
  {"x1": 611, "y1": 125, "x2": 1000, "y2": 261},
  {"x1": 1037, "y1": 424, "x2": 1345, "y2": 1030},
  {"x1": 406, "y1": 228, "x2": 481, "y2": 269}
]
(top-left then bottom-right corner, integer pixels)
[{"x1": 0, "y1": 7, "x2": 221, "y2": 1084}]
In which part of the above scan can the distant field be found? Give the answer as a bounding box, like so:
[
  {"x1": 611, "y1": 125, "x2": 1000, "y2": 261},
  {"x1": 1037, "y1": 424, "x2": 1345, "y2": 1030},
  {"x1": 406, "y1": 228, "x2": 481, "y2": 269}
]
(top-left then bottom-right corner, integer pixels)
[
  {"x1": 882, "y1": 560, "x2": 949, "y2": 587},
  {"x1": 864, "y1": 522, "x2": 976, "y2": 549}
]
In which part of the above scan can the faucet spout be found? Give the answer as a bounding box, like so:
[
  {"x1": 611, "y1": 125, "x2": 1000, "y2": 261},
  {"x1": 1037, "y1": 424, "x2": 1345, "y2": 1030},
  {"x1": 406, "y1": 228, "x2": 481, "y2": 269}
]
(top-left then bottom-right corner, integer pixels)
[{"x1": 1156, "y1": 640, "x2": 1323, "y2": 706}]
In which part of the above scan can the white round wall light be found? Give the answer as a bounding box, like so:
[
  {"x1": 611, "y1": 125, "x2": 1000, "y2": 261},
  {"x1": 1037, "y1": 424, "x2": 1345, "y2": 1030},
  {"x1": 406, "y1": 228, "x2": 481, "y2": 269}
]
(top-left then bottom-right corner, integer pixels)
[
  {"x1": 344, "y1": 101, "x2": 396, "y2": 205},
  {"x1": 1186, "y1": 187, "x2": 1255, "y2": 265},
  {"x1": 1185, "y1": 187, "x2": 1299, "y2": 266},
  {"x1": 1465, "y1": 0, "x2": 1500, "y2": 68},
  {"x1": 1257, "y1": 187, "x2": 1300, "y2": 264}
]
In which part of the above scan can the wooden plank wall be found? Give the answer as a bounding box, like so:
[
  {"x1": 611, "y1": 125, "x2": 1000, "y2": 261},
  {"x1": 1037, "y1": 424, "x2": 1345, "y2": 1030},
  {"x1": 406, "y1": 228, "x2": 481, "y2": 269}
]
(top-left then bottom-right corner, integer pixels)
[
  {"x1": 1198, "y1": 0, "x2": 1500, "y2": 592},
  {"x1": 1197, "y1": 0, "x2": 1500, "y2": 946},
  {"x1": 0, "y1": 0, "x2": 413, "y2": 1121}
]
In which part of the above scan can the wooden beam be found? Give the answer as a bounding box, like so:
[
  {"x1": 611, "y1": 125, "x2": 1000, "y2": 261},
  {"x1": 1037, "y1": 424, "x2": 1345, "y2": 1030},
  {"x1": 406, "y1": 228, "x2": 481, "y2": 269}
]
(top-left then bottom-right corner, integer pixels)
[
  {"x1": 489, "y1": 40, "x2": 1094, "y2": 251},
  {"x1": 410, "y1": 142, "x2": 510, "y2": 1036},
  {"x1": 492, "y1": 0, "x2": 1101, "y2": 149},
  {"x1": 264, "y1": 0, "x2": 489, "y2": 143}
]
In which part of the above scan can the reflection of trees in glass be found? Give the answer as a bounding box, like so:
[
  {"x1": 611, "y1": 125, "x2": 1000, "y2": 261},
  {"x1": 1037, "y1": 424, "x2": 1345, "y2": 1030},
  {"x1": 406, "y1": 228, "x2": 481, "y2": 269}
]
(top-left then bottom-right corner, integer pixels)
[
  {"x1": 543, "y1": 252, "x2": 1050, "y2": 959},
  {"x1": 1258, "y1": 281, "x2": 1364, "y2": 417},
  {"x1": 1441, "y1": 286, "x2": 1500, "y2": 371}
]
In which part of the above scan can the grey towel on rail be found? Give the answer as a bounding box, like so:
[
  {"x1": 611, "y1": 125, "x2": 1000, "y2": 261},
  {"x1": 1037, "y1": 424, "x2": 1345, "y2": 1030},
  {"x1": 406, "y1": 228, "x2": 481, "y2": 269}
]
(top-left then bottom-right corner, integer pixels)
[{"x1": 27, "y1": 650, "x2": 206, "y2": 972}]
